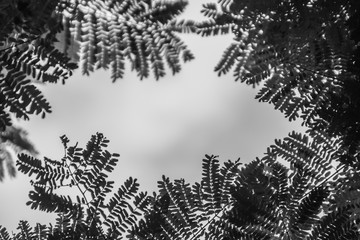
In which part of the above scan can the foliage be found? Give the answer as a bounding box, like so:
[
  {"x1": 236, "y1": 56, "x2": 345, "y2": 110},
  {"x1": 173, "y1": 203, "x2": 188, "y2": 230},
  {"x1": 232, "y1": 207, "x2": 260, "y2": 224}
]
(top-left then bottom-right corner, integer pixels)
[
  {"x1": 2, "y1": 1, "x2": 360, "y2": 239},
  {"x1": 198, "y1": 0, "x2": 360, "y2": 167},
  {"x1": 0, "y1": 134, "x2": 359, "y2": 238},
  {"x1": 1, "y1": 133, "x2": 153, "y2": 239},
  {"x1": 0, "y1": 125, "x2": 37, "y2": 181},
  {"x1": 0, "y1": 0, "x2": 77, "y2": 181},
  {"x1": 132, "y1": 131, "x2": 360, "y2": 239},
  {"x1": 0, "y1": 0, "x2": 77, "y2": 130},
  {"x1": 0, "y1": 0, "x2": 194, "y2": 129},
  {"x1": 0, "y1": 0, "x2": 194, "y2": 181},
  {"x1": 61, "y1": 0, "x2": 196, "y2": 81},
  {"x1": 129, "y1": 154, "x2": 242, "y2": 239}
]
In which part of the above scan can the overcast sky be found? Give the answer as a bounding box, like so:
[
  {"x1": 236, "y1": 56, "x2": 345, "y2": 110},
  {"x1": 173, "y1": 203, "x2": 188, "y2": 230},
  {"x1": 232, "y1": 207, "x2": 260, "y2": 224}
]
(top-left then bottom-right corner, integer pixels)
[{"x1": 0, "y1": 1, "x2": 304, "y2": 232}]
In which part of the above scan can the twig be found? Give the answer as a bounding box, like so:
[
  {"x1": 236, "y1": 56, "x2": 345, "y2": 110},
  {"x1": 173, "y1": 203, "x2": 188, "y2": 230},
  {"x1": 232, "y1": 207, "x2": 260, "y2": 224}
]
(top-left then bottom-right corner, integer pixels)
[
  {"x1": 189, "y1": 202, "x2": 231, "y2": 240},
  {"x1": 299, "y1": 164, "x2": 346, "y2": 201},
  {"x1": 62, "y1": 145, "x2": 107, "y2": 239}
]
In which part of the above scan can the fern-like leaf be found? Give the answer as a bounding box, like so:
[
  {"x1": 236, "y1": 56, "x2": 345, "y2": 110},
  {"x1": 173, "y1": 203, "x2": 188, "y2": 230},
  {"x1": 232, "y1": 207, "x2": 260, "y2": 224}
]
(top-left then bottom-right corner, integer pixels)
[
  {"x1": 15, "y1": 133, "x2": 150, "y2": 239},
  {"x1": 62, "y1": 0, "x2": 195, "y2": 81},
  {"x1": 0, "y1": 226, "x2": 10, "y2": 240},
  {"x1": 16, "y1": 221, "x2": 33, "y2": 240}
]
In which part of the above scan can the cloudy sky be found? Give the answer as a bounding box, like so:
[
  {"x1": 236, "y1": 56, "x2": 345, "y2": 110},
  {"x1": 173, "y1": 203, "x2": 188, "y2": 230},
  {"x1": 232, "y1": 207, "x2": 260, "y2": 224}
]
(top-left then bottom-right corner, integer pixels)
[{"x1": 0, "y1": 1, "x2": 304, "y2": 232}]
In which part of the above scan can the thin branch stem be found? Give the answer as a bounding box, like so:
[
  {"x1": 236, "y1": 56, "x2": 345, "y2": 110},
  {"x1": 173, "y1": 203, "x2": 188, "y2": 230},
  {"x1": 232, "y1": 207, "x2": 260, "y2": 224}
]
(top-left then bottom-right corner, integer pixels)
[
  {"x1": 189, "y1": 202, "x2": 231, "y2": 240},
  {"x1": 300, "y1": 164, "x2": 346, "y2": 201},
  {"x1": 62, "y1": 145, "x2": 107, "y2": 239}
]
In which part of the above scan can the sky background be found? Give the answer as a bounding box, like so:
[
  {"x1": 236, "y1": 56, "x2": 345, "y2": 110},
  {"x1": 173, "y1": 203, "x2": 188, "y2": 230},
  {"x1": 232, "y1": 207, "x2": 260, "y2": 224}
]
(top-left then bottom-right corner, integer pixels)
[{"x1": 0, "y1": 1, "x2": 304, "y2": 232}]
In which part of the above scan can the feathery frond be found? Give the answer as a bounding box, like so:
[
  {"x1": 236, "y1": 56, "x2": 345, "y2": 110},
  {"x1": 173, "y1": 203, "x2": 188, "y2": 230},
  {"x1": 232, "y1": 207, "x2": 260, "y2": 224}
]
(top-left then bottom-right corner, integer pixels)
[
  {"x1": 15, "y1": 133, "x2": 151, "y2": 239},
  {"x1": 131, "y1": 131, "x2": 360, "y2": 239},
  {"x1": 62, "y1": 0, "x2": 195, "y2": 81}
]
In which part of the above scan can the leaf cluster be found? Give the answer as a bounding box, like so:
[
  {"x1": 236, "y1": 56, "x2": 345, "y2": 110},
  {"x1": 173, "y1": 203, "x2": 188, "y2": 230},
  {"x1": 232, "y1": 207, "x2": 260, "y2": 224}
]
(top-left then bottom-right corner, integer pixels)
[
  {"x1": 0, "y1": 0, "x2": 77, "y2": 129},
  {"x1": 0, "y1": 0, "x2": 196, "y2": 129},
  {"x1": 0, "y1": 0, "x2": 195, "y2": 182},
  {"x1": 2, "y1": 1, "x2": 360, "y2": 239},
  {"x1": 198, "y1": 0, "x2": 360, "y2": 167},
  {"x1": 132, "y1": 131, "x2": 360, "y2": 239},
  {"x1": 3, "y1": 133, "x2": 151, "y2": 239},
  {"x1": 2, "y1": 131, "x2": 360, "y2": 239},
  {"x1": 130, "y1": 154, "x2": 241, "y2": 239},
  {"x1": 61, "y1": 0, "x2": 196, "y2": 81}
]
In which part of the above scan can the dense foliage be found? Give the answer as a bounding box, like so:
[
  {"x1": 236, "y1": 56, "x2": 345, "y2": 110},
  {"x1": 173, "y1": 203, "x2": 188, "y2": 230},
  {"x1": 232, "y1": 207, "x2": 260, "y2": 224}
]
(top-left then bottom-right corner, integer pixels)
[
  {"x1": 198, "y1": 0, "x2": 360, "y2": 168},
  {"x1": 60, "y1": 0, "x2": 195, "y2": 81},
  {"x1": 2, "y1": 131, "x2": 360, "y2": 239},
  {"x1": 8, "y1": 133, "x2": 150, "y2": 239},
  {"x1": 1, "y1": 0, "x2": 360, "y2": 239},
  {"x1": 0, "y1": 0, "x2": 77, "y2": 130},
  {"x1": 133, "y1": 131, "x2": 360, "y2": 239}
]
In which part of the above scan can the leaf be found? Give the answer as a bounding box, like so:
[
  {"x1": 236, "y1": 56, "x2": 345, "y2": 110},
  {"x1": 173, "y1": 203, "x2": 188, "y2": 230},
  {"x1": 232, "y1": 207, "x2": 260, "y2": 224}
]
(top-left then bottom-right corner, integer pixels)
[{"x1": 0, "y1": 226, "x2": 10, "y2": 240}]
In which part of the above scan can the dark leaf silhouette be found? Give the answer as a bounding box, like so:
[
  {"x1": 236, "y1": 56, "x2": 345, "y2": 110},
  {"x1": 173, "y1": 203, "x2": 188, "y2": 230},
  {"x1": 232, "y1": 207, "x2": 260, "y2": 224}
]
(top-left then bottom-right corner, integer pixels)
[
  {"x1": 198, "y1": 0, "x2": 360, "y2": 168},
  {"x1": 13, "y1": 133, "x2": 151, "y2": 239}
]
